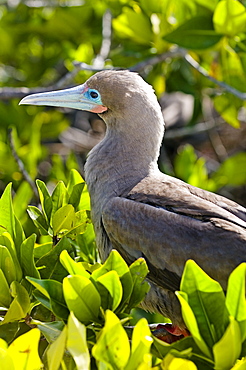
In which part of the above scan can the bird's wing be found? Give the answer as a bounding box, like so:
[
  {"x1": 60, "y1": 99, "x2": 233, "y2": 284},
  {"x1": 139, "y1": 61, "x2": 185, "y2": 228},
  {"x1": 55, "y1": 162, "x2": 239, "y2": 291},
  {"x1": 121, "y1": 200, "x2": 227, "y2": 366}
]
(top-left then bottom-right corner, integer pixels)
[{"x1": 102, "y1": 173, "x2": 246, "y2": 291}]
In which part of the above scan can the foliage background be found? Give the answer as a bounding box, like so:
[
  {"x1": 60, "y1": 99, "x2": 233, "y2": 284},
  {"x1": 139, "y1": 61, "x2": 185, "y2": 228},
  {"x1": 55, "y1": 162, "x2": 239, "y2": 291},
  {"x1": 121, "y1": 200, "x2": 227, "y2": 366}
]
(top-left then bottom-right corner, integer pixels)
[{"x1": 0, "y1": 0, "x2": 246, "y2": 369}]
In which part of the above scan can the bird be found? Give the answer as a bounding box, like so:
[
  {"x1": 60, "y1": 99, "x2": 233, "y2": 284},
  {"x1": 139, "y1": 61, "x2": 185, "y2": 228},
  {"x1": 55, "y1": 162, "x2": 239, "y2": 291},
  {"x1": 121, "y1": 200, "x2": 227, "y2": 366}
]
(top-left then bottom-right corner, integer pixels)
[{"x1": 20, "y1": 70, "x2": 246, "y2": 336}]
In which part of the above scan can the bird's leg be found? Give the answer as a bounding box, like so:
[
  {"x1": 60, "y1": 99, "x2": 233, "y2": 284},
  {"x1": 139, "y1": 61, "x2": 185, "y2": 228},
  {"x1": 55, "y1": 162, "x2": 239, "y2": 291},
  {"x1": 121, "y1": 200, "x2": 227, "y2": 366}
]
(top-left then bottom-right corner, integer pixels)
[{"x1": 152, "y1": 323, "x2": 190, "y2": 344}]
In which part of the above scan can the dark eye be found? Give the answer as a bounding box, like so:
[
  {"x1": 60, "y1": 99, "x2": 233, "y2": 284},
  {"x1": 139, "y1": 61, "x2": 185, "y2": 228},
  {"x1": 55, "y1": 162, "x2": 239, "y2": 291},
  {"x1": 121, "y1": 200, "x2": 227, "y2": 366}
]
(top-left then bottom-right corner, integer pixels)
[{"x1": 90, "y1": 90, "x2": 98, "y2": 99}]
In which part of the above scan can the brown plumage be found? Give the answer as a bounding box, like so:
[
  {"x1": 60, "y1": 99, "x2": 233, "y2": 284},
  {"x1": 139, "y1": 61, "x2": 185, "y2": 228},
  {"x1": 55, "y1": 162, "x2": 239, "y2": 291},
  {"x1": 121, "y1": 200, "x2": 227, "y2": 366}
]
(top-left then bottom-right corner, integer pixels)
[{"x1": 20, "y1": 70, "x2": 246, "y2": 329}]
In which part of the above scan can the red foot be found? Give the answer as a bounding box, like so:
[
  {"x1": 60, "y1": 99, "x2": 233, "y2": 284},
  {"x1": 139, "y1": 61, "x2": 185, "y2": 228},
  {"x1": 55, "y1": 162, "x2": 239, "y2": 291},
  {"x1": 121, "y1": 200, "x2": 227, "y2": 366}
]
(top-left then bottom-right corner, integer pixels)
[{"x1": 152, "y1": 323, "x2": 190, "y2": 344}]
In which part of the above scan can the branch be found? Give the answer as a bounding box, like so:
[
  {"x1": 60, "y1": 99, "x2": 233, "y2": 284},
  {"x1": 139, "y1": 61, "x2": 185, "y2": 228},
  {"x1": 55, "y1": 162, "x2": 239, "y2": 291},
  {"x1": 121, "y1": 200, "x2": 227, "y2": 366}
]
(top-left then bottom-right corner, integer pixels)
[{"x1": 184, "y1": 53, "x2": 246, "y2": 100}]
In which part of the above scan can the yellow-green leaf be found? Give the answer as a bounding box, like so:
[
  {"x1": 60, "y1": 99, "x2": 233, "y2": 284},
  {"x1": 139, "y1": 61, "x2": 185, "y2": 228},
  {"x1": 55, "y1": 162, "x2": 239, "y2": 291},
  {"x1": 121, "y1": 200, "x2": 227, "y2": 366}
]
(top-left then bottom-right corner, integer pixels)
[
  {"x1": 67, "y1": 312, "x2": 90, "y2": 370},
  {"x1": 7, "y1": 328, "x2": 42, "y2": 370}
]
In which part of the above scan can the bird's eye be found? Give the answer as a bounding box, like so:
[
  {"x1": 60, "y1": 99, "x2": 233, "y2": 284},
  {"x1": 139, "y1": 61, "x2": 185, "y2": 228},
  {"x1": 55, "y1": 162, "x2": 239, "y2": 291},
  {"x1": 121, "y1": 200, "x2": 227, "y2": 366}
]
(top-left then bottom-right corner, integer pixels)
[{"x1": 89, "y1": 90, "x2": 99, "y2": 99}]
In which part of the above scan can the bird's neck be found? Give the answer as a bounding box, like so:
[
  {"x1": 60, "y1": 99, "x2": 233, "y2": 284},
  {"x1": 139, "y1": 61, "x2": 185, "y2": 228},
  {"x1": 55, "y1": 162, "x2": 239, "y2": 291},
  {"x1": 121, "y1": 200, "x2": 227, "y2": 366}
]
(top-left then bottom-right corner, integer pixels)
[{"x1": 85, "y1": 108, "x2": 164, "y2": 214}]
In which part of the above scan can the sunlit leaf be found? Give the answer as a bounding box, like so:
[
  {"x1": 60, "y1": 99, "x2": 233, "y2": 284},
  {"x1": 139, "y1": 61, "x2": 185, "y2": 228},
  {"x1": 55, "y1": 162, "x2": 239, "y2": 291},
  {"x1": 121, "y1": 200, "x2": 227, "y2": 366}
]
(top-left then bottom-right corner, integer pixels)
[
  {"x1": 47, "y1": 326, "x2": 67, "y2": 370},
  {"x1": 36, "y1": 180, "x2": 52, "y2": 223},
  {"x1": 67, "y1": 312, "x2": 90, "y2": 370},
  {"x1": 92, "y1": 310, "x2": 130, "y2": 369},
  {"x1": 213, "y1": 317, "x2": 241, "y2": 370},
  {"x1": 63, "y1": 274, "x2": 101, "y2": 324},
  {"x1": 27, "y1": 276, "x2": 69, "y2": 320},
  {"x1": 2, "y1": 282, "x2": 30, "y2": 324},
  {"x1": 213, "y1": 0, "x2": 246, "y2": 36},
  {"x1": 125, "y1": 318, "x2": 153, "y2": 370},
  {"x1": 52, "y1": 204, "x2": 75, "y2": 236},
  {"x1": 7, "y1": 328, "x2": 42, "y2": 370}
]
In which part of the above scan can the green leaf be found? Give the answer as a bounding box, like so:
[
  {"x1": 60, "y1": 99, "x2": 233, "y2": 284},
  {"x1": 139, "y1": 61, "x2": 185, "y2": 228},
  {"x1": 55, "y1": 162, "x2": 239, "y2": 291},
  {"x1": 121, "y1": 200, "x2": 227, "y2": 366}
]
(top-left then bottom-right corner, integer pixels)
[
  {"x1": 36, "y1": 320, "x2": 65, "y2": 343},
  {"x1": 67, "y1": 169, "x2": 84, "y2": 197},
  {"x1": 36, "y1": 179, "x2": 53, "y2": 223},
  {"x1": 92, "y1": 310, "x2": 130, "y2": 369},
  {"x1": 128, "y1": 258, "x2": 150, "y2": 309},
  {"x1": 113, "y1": 7, "x2": 153, "y2": 45},
  {"x1": 60, "y1": 250, "x2": 90, "y2": 278},
  {"x1": 0, "y1": 269, "x2": 12, "y2": 307},
  {"x1": 20, "y1": 233, "x2": 40, "y2": 280},
  {"x1": 47, "y1": 326, "x2": 67, "y2": 370},
  {"x1": 125, "y1": 318, "x2": 153, "y2": 370},
  {"x1": 213, "y1": 0, "x2": 246, "y2": 36},
  {"x1": 63, "y1": 274, "x2": 101, "y2": 324},
  {"x1": 27, "y1": 277, "x2": 69, "y2": 320},
  {"x1": 213, "y1": 94, "x2": 240, "y2": 128},
  {"x1": 0, "y1": 232, "x2": 22, "y2": 281},
  {"x1": 213, "y1": 317, "x2": 241, "y2": 370},
  {"x1": 212, "y1": 152, "x2": 246, "y2": 188},
  {"x1": 97, "y1": 270, "x2": 123, "y2": 312},
  {"x1": 0, "y1": 246, "x2": 16, "y2": 285},
  {"x1": 67, "y1": 312, "x2": 90, "y2": 370},
  {"x1": 36, "y1": 236, "x2": 73, "y2": 281},
  {"x1": 0, "y1": 321, "x2": 19, "y2": 344},
  {"x1": 176, "y1": 291, "x2": 212, "y2": 358},
  {"x1": 2, "y1": 282, "x2": 30, "y2": 324},
  {"x1": 226, "y1": 263, "x2": 246, "y2": 341},
  {"x1": 64, "y1": 210, "x2": 89, "y2": 239},
  {"x1": 27, "y1": 206, "x2": 49, "y2": 235},
  {"x1": 92, "y1": 249, "x2": 130, "y2": 280},
  {"x1": 52, "y1": 204, "x2": 75, "y2": 236},
  {"x1": 68, "y1": 183, "x2": 85, "y2": 211},
  {"x1": 180, "y1": 260, "x2": 229, "y2": 346},
  {"x1": 51, "y1": 181, "x2": 69, "y2": 218},
  {"x1": 0, "y1": 183, "x2": 15, "y2": 240},
  {"x1": 163, "y1": 16, "x2": 222, "y2": 49},
  {"x1": 8, "y1": 328, "x2": 42, "y2": 370}
]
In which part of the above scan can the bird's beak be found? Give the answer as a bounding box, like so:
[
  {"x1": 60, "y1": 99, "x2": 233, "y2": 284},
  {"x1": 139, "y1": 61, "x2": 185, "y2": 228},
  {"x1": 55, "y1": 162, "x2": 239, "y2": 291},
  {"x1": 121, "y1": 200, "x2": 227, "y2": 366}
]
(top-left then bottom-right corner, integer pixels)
[{"x1": 19, "y1": 84, "x2": 107, "y2": 113}]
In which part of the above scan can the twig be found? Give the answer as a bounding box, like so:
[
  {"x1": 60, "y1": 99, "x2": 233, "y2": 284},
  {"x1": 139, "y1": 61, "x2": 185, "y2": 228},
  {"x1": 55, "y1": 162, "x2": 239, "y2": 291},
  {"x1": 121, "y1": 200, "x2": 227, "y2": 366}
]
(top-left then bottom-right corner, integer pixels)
[
  {"x1": 8, "y1": 128, "x2": 39, "y2": 199},
  {"x1": 93, "y1": 9, "x2": 112, "y2": 69},
  {"x1": 184, "y1": 53, "x2": 246, "y2": 100}
]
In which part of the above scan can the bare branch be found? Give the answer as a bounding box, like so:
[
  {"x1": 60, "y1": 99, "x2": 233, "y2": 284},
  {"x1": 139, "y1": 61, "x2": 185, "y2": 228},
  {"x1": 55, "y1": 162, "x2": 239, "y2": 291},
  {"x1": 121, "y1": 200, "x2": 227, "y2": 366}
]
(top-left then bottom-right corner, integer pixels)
[{"x1": 184, "y1": 53, "x2": 246, "y2": 100}]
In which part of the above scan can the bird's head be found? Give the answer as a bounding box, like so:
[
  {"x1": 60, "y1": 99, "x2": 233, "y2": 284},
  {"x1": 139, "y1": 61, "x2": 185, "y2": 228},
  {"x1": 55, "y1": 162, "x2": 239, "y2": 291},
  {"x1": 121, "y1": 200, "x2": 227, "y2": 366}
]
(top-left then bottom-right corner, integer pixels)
[{"x1": 19, "y1": 70, "x2": 160, "y2": 120}]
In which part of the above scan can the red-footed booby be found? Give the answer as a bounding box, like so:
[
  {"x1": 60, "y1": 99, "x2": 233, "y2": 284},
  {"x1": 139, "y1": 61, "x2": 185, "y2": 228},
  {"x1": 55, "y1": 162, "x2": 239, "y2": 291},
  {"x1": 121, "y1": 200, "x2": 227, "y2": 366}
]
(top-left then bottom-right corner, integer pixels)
[{"x1": 20, "y1": 70, "x2": 246, "y2": 335}]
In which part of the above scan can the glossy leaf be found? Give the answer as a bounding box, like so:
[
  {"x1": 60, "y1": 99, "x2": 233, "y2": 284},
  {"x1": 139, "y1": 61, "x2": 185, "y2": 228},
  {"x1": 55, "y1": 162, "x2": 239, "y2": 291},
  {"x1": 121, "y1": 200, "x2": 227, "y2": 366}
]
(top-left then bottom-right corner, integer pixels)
[
  {"x1": 3, "y1": 282, "x2": 30, "y2": 325},
  {"x1": 0, "y1": 269, "x2": 12, "y2": 307},
  {"x1": 36, "y1": 236, "x2": 73, "y2": 281},
  {"x1": 27, "y1": 277, "x2": 69, "y2": 320},
  {"x1": 51, "y1": 181, "x2": 69, "y2": 218},
  {"x1": 226, "y1": 263, "x2": 246, "y2": 341},
  {"x1": 0, "y1": 183, "x2": 15, "y2": 240},
  {"x1": 20, "y1": 233, "x2": 40, "y2": 279},
  {"x1": 7, "y1": 328, "x2": 42, "y2": 370},
  {"x1": 69, "y1": 183, "x2": 85, "y2": 211},
  {"x1": 164, "y1": 16, "x2": 222, "y2": 49},
  {"x1": 67, "y1": 169, "x2": 84, "y2": 196},
  {"x1": 47, "y1": 326, "x2": 67, "y2": 370},
  {"x1": 67, "y1": 312, "x2": 90, "y2": 370},
  {"x1": 0, "y1": 246, "x2": 16, "y2": 285},
  {"x1": 128, "y1": 258, "x2": 150, "y2": 309},
  {"x1": 60, "y1": 249, "x2": 90, "y2": 278},
  {"x1": 92, "y1": 310, "x2": 130, "y2": 369},
  {"x1": 36, "y1": 179, "x2": 53, "y2": 223},
  {"x1": 213, "y1": 317, "x2": 241, "y2": 370},
  {"x1": 180, "y1": 260, "x2": 229, "y2": 345},
  {"x1": 52, "y1": 204, "x2": 75, "y2": 236},
  {"x1": 63, "y1": 274, "x2": 101, "y2": 324},
  {"x1": 176, "y1": 291, "x2": 212, "y2": 359},
  {"x1": 125, "y1": 318, "x2": 153, "y2": 370},
  {"x1": 36, "y1": 320, "x2": 65, "y2": 343},
  {"x1": 0, "y1": 232, "x2": 22, "y2": 281},
  {"x1": 27, "y1": 206, "x2": 49, "y2": 235},
  {"x1": 97, "y1": 270, "x2": 123, "y2": 311}
]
